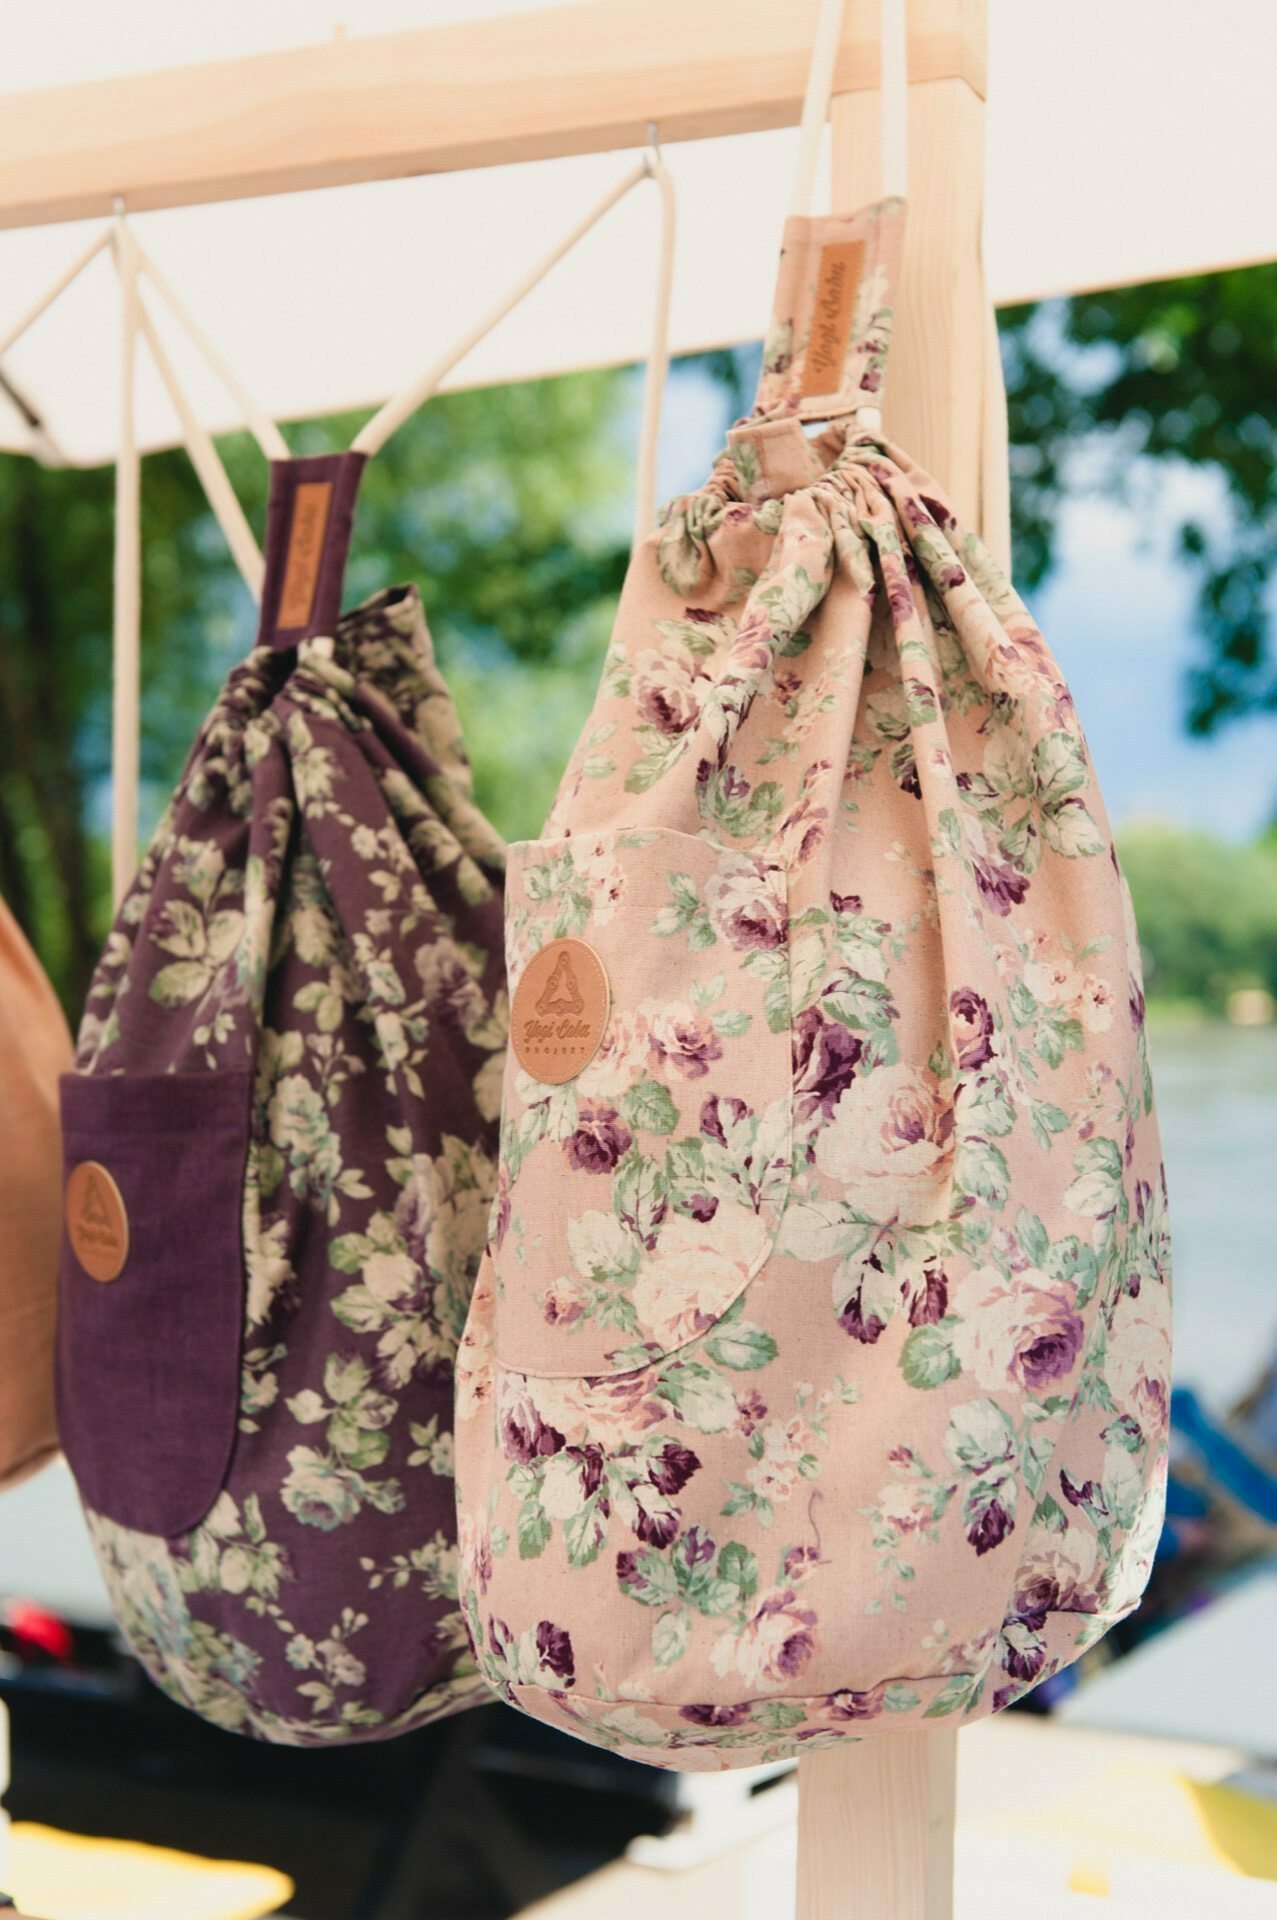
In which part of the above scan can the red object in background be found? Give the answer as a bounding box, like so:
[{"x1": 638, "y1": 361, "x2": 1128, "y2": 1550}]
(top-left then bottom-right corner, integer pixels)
[{"x1": 4, "y1": 1600, "x2": 73, "y2": 1663}]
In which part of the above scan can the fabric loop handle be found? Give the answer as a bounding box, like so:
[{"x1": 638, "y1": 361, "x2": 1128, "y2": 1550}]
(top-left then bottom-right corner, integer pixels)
[{"x1": 790, "y1": 0, "x2": 909, "y2": 217}]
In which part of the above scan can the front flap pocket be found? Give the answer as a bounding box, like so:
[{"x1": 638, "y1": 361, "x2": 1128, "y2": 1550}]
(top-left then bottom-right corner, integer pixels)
[
  {"x1": 494, "y1": 830, "x2": 792, "y2": 1377},
  {"x1": 57, "y1": 1070, "x2": 251, "y2": 1537}
]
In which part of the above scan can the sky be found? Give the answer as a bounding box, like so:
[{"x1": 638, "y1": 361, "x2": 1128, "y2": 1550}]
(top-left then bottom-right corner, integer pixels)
[{"x1": 653, "y1": 357, "x2": 1276, "y2": 845}]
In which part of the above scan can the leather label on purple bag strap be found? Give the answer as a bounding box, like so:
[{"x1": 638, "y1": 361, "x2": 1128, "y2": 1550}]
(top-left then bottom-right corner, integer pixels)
[
  {"x1": 800, "y1": 239, "x2": 864, "y2": 398},
  {"x1": 277, "y1": 479, "x2": 334, "y2": 629},
  {"x1": 66, "y1": 1161, "x2": 130, "y2": 1283},
  {"x1": 511, "y1": 939, "x2": 611, "y2": 1085}
]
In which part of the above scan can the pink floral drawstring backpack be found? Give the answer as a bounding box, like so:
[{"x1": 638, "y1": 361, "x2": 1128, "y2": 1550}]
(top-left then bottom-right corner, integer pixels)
[{"x1": 454, "y1": 191, "x2": 1172, "y2": 1770}]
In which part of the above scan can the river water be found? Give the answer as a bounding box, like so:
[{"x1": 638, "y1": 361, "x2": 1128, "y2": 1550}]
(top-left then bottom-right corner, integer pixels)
[{"x1": 1152, "y1": 1023, "x2": 1277, "y2": 1410}]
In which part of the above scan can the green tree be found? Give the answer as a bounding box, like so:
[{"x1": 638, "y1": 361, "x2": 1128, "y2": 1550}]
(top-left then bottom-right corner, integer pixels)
[
  {"x1": 1117, "y1": 822, "x2": 1277, "y2": 1011},
  {"x1": 0, "y1": 366, "x2": 633, "y2": 1011},
  {"x1": 1000, "y1": 264, "x2": 1277, "y2": 734}
]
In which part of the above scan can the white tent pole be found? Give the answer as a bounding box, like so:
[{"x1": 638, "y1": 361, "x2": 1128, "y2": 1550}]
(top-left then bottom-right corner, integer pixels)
[
  {"x1": 0, "y1": 226, "x2": 110, "y2": 358},
  {"x1": 129, "y1": 283, "x2": 266, "y2": 598},
  {"x1": 110, "y1": 213, "x2": 141, "y2": 908},
  {"x1": 132, "y1": 241, "x2": 289, "y2": 463},
  {"x1": 353, "y1": 156, "x2": 647, "y2": 457},
  {"x1": 630, "y1": 139, "x2": 676, "y2": 552}
]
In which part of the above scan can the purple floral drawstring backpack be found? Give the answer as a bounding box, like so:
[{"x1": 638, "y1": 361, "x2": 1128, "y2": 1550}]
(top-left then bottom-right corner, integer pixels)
[
  {"x1": 454, "y1": 193, "x2": 1173, "y2": 1771},
  {"x1": 58, "y1": 453, "x2": 507, "y2": 1743}
]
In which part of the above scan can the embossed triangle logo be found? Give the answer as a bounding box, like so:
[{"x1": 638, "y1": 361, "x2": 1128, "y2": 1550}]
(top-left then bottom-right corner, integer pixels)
[
  {"x1": 66, "y1": 1160, "x2": 130, "y2": 1283},
  {"x1": 536, "y1": 950, "x2": 585, "y2": 1018},
  {"x1": 512, "y1": 937, "x2": 610, "y2": 1086}
]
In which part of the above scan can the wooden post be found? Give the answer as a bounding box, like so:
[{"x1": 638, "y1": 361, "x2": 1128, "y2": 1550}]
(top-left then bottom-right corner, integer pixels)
[
  {"x1": 794, "y1": 4, "x2": 990, "y2": 1914},
  {"x1": 796, "y1": 1733, "x2": 958, "y2": 1919}
]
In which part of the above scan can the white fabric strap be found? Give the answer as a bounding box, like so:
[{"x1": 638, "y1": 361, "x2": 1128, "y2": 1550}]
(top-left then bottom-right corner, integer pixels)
[
  {"x1": 880, "y1": 0, "x2": 909, "y2": 199},
  {"x1": 790, "y1": 0, "x2": 909, "y2": 216},
  {"x1": 111, "y1": 218, "x2": 141, "y2": 908},
  {"x1": 353, "y1": 147, "x2": 677, "y2": 551}
]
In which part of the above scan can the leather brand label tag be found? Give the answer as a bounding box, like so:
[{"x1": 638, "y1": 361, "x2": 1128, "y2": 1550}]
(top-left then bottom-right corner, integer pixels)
[
  {"x1": 511, "y1": 938, "x2": 610, "y2": 1085},
  {"x1": 66, "y1": 1161, "x2": 130, "y2": 1283},
  {"x1": 799, "y1": 239, "x2": 864, "y2": 398},
  {"x1": 277, "y1": 479, "x2": 334, "y2": 629}
]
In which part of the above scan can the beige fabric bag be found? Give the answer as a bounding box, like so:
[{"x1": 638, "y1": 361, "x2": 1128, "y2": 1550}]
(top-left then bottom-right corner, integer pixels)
[
  {"x1": 0, "y1": 895, "x2": 71, "y2": 1488},
  {"x1": 454, "y1": 198, "x2": 1172, "y2": 1771}
]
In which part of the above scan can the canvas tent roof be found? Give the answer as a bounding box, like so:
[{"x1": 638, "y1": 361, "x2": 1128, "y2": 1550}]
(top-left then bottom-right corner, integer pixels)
[{"x1": 1, "y1": 0, "x2": 1273, "y2": 466}]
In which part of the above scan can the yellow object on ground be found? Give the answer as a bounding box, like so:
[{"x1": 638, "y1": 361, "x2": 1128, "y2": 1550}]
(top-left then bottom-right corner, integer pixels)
[
  {"x1": 9, "y1": 1821, "x2": 293, "y2": 1920},
  {"x1": 970, "y1": 1763, "x2": 1277, "y2": 1891}
]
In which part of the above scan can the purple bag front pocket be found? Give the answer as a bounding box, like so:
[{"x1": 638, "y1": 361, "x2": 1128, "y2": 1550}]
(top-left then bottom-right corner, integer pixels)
[{"x1": 57, "y1": 1070, "x2": 251, "y2": 1538}]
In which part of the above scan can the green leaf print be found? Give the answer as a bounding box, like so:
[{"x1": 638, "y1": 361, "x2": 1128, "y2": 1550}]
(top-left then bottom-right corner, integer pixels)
[
  {"x1": 622, "y1": 1079, "x2": 680, "y2": 1136},
  {"x1": 1015, "y1": 1207, "x2": 1051, "y2": 1268},
  {"x1": 923, "y1": 1673, "x2": 979, "y2": 1719},
  {"x1": 702, "y1": 1321, "x2": 778, "y2": 1371},
  {"x1": 652, "y1": 1609, "x2": 691, "y2": 1669},
  {"x1": 1032, "y1": 731, "x2": 1089, "y2": 808},
  {"x1": 900, "y1": 1321, "x2": 962, "y2": 1390},
  {"x1": 1064, "y1": 1137, "x2": 1124, "y2": 1221}
]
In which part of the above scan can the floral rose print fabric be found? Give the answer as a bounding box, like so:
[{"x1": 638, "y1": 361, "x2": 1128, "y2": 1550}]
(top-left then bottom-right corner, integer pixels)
[
  {"x1": 455, "y1": 199, "x2": 1171, "y2": 1771},
  {"x1": 59, "y1": 588, "x2": 506, "y2": 1744}
]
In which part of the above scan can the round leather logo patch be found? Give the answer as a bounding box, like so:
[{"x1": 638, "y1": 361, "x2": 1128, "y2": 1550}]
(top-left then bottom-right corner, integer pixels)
[
  {"x1": 511, "y1": 938, "x2": 611, "y2": 1085},
  {"x1": 66, "y1": 1161, "x2": 130, "y2": 1284}
]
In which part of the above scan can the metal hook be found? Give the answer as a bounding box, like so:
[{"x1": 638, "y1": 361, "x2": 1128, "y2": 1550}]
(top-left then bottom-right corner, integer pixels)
[{"x1": 641, "y1": 121, "x2": 663, "y2": 177}]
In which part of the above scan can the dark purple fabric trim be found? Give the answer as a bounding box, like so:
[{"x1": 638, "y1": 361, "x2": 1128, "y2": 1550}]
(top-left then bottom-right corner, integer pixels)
[
  {"x1": 59, "y1": 1068, "x2": 251, "y2": 1136},
  {"x1": 256, "y1": 452, "x2": 368, "y2": 651},
  {"x1": 57, "y1": 1069, "x2": 252, "y2": 1539}
]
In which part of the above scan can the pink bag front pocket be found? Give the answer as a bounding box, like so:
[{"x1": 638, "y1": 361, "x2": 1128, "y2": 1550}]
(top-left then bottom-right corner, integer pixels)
[
  {"x1": 493, "y1": 830, "x2": 793, "y2": 1378},
  {"x1": 56, "y1": 1070, "x2": 251, "y2": 1538}
]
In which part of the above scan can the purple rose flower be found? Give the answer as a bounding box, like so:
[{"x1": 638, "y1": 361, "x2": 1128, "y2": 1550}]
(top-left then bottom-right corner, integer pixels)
[
  {"x1": 1019, "y1": 1313, "x2": 1085, "y2": 1389},
  {"x1": 973, "y1": 855, "x2": 1031, "y2": 916},
  {"x1": 649, "y1": 1017, "x2": 723, "y2": 1081},
  {"x1": 500, "y1": 1397, "x2": 565, "y2": 1465},
  {"x1": 824, "y1": 1685, "x2": 885, "y2": 1722},
  {"x1": 632, "y1": 1501, "x2": 681, "y2": 1548},
  {"x1": 680, "y1": 1702, "x2": 750, "y2": 1727},
  {"x1": 838, "y1": 1254, "x2": 891, "y2": 1344},
  {"x1": 793, "y1": 1008, "x2": 862, "y2": 1125},
  {"x1": 647, "y1": 1441, "x2": 701, "y2": 1498},
  {"x1": 700, "y1": 1094, "x2": 749, "y2": 1146},
  {"x1": 907, "y1": 1262, "x2": 948, "y2": 1326},
  {"x1": 679, "y1": 1526, "x2": 716, "y2": 1571},
  {"x1": 950, "y1": 987, "x2": 994, "y2": 1070},
  {"x1": 535, "y1": 1621, "x2": 575, "y2": 1685},
  {"x1": 564, "y1": 1104, "x2": 633, "y2": 1173},
  {"x1": 967, "y1": 1496, "x2": 1014, "y2": 1556}
]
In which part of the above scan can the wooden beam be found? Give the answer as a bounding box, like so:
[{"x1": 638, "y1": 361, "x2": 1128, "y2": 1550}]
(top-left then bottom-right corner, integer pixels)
[{"x1": 0, "y1": 0, "x2": 986, "y2": 232}]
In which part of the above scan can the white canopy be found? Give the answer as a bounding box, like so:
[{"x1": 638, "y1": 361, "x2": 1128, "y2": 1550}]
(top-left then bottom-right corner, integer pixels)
[{"x1": 1, "y1": 0, "x2": 1273, "y2": 466}]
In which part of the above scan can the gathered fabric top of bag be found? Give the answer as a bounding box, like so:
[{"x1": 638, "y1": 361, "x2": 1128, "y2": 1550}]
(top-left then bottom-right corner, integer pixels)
[{"x1": 453, "y1": 184, "x2": 1172, "y2": 1770}]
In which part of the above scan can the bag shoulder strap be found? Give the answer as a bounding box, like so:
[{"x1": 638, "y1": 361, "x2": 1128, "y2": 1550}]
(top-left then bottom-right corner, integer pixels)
[{"x1": 746, "y1": 0, "x2": 909, "y2": 430}]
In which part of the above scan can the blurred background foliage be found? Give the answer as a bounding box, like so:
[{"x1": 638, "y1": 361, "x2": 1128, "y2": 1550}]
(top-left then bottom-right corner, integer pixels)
[{"x1": 1, "y1": 261, "x2": 1275, "y2": 1018}]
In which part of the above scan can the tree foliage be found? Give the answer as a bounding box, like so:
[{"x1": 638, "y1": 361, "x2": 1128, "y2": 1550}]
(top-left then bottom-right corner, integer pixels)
[
  {"x1": 1000, "y1": 264, "x2": 1277, "y2": 734},
  {"x1": 1118, "y1": 823, "x2": 1277, "y2": 1012}
]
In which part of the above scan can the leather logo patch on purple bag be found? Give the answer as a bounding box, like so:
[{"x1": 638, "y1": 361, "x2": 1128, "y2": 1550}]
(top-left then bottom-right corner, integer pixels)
[{"x1": 65, "y1": 1161, "x2": 129, "y2": 1283}]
